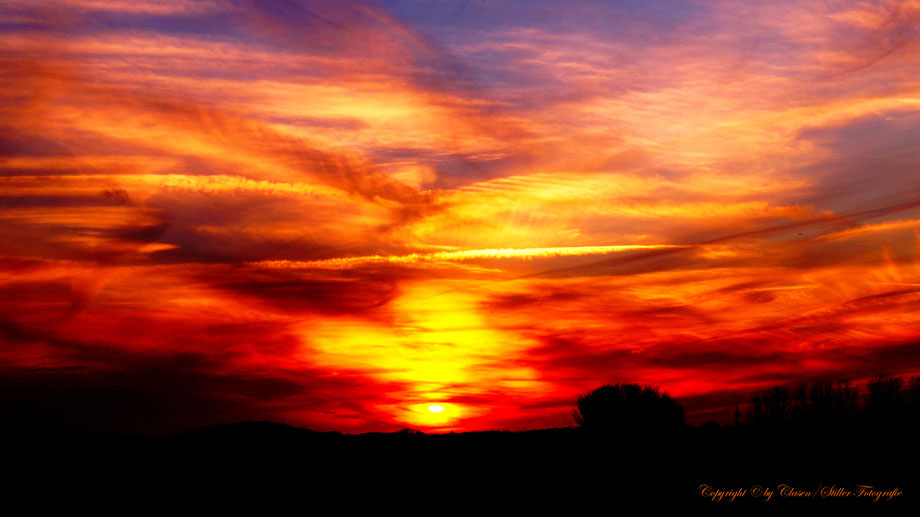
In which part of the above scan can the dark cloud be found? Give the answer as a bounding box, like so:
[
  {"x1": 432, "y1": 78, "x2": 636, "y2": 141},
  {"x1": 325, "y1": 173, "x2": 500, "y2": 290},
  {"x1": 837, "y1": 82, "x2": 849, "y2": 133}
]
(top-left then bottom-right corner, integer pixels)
[
  {"x1": 0, "y1": 360, "x2": 392, "y2": 435},
  {"x1": 210, "y1": 274, "x2": 400, "y2": 316},
  {"x1": 482, "y1": 289, "x2": 583, "y2": 311}
]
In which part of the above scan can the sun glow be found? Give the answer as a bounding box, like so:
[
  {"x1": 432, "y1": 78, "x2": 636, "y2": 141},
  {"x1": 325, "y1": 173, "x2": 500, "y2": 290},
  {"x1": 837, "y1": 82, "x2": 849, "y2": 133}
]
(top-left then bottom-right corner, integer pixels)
[{"x1": 301, "y1": 282, "x2": 550, "y2": 429}]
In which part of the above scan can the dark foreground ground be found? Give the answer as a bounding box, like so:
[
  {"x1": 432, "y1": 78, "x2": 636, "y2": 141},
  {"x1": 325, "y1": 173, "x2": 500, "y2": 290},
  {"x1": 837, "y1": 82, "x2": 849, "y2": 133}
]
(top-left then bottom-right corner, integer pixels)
[{"x1": 5, "y1": 421, "x2": 917, "y2": 510}]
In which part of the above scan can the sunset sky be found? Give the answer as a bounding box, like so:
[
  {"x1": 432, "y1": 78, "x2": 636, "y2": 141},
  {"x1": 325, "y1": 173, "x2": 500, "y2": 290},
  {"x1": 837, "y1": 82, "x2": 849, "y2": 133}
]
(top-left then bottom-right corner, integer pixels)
[{"x1": 2, "y1": 0, "x2": 920, "y2": 435}]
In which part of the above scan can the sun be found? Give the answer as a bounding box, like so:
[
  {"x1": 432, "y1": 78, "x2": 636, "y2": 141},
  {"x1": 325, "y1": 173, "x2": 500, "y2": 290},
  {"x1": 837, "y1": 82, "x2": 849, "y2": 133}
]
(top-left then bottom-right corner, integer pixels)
[{"x1": 383, "y1": 401, "x2": 469, "y2": 428}]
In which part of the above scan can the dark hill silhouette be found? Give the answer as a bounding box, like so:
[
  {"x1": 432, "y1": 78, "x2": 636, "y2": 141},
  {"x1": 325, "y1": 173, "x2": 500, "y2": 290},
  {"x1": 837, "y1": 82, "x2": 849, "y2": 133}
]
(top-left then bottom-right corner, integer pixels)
[
  {"x1": 172, "y1": 420, "x2": 341, "y2": 442},
  {"x1": 4, "y1": 377, "x2": 920, "y2": 509}
]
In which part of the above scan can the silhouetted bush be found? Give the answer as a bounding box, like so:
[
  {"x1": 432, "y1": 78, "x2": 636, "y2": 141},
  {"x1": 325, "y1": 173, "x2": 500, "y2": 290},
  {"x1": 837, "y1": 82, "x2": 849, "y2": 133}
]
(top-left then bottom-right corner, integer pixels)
[{"x1": 573, "y1": 384, "x2": 684, "y2": 433}]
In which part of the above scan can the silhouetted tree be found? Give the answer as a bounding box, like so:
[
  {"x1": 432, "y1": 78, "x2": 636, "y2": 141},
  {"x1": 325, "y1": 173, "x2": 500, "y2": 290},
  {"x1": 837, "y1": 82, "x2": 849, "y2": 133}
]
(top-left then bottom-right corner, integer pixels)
[
  {"x1": 910, "y1": 377, "x2": 920, "y2": 409},
  {"x1": 794, "y1": 380, "x2": 859, "y2": 424},
  {"x1": 748, "y1": 386, "x2": 791, "y2": 425},
  {"x1": 866, "y1": 375, "x2": 907, "y2": 422},
  {"x1": 744, "y1": 376, "x2": 920, "y2": 428},
  {"x1": 573, "y1": 384, "x2": 684, "y2": 433},
  {"x1": 908, "y1": 376, "x2": 920, "y2": 425}
]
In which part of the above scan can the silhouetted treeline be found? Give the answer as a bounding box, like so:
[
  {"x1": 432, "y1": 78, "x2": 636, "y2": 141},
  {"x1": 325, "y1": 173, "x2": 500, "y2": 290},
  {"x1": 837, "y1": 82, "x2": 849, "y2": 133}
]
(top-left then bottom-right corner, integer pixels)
[{"x1": 744, "y1": 375, "x2": 920, "y2": 428}]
